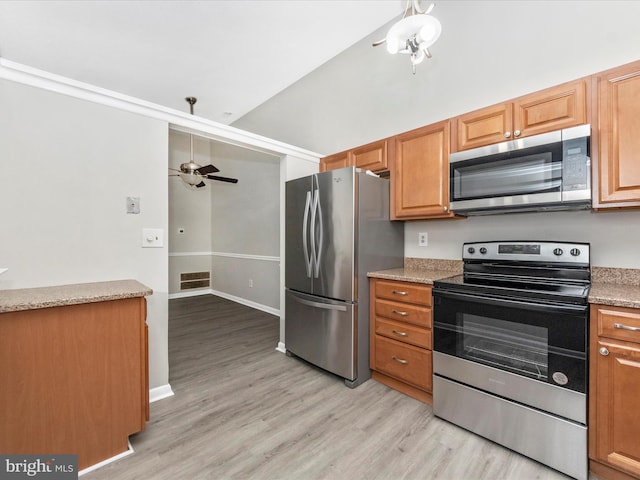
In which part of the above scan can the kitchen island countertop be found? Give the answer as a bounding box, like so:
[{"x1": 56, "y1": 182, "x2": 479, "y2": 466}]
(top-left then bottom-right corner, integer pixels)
[{"x1": 0, "y1": 279, "x2": 152, "y2": 313}]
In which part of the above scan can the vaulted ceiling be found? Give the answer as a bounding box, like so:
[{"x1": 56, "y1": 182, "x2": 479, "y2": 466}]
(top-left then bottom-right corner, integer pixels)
[{"x1": 0, "y1": 0, "x2": 403, "y2": 124}]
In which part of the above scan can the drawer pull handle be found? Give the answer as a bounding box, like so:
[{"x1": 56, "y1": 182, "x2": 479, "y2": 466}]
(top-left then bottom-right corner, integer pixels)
[
  {"x1": 391, "y1": 309, "x2": 408, "y2": 316},
  {"x1": 599, "y1": 347, "x2": 609, "y2": 356},
  {"x1": 392, "y1": 290, "x2": 408, "y2": 296},
  {"x1": 614, "y1": 322, "x2": 640, "y2": 332},
  {"x1": 392, "y1": 329, "x2": 408, "y2": 337},
  {"x1": 392, "y1": 356, "x2": 408, "y2": 365}
]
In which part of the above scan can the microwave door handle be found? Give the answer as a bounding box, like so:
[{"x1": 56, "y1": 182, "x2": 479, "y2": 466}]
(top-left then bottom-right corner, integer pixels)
[{"x1": 302, "y1": 190, "x2": 313, "y2": 278}]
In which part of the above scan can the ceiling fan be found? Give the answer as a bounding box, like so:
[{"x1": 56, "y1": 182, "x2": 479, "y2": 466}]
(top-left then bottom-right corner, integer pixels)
[{"x1": 169, "y1": 97, "x2": 238, "y2": 188}]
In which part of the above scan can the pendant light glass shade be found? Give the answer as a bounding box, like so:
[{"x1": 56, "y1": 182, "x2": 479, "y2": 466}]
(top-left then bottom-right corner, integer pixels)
[{"x1": 385, "y1": 14, "x2": 441, "y2": 56}]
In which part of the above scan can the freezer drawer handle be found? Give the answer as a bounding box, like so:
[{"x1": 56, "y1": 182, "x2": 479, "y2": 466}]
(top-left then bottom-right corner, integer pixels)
[
  {"x1": 291, "y1": 295, "x2": 348, "y2": 312},
  {"x1": 392, "y1": 329, "x2": 408, "y2": 337},
  {"x1": 392, "y1": 309, "x2": 409, "y2": 316},
  {"x1": 614, "y1": 322, "x2": 640, "y2": 332},
  {"x1": 392, "y1": 290, "x2": 408, "y2": 296},
  {"x1": 392, "y1": 356, "x2": 409, "y2": 365}
]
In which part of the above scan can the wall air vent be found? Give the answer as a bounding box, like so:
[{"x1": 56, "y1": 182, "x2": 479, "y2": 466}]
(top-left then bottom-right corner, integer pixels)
[{"x1": 180, "y1": 271, "x2": 210, "y2": 290}]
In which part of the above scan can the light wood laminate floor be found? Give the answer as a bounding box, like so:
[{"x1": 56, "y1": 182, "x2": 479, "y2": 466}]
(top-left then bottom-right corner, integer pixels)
[{"x1": 84, "y1": 295, "x2": 584, "y2": 480}]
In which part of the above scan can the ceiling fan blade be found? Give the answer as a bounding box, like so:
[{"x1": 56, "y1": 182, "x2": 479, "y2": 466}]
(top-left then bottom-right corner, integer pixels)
[
  {"x1": 195, "y1": 181, "x2": 207, "y2": 188},
  {"x1": 207, "y1": 175, "x2": 238, "y2": 184},
  {"x1": 372, "y1": 38, "x2": 386, "y2": 47},
  {"x1": 195, "y1": 164, "x2": 219, "y2": 175}
]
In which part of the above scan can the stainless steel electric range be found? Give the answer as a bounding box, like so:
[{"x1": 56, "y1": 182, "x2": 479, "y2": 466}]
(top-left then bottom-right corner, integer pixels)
[{"x1": 432, "y1": 240, "x2": 590, "y2": 480}]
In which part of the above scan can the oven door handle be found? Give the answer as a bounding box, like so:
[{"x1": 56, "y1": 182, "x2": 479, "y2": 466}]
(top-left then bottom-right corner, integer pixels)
[{"x1": 434, "y1": 290, "x2": 588, "y2": 314}]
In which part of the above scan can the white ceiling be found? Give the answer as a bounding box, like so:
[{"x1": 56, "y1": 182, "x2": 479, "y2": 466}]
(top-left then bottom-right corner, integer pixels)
[{"x1": 0, "y1": 0, "x2": 404, "y2": 124}]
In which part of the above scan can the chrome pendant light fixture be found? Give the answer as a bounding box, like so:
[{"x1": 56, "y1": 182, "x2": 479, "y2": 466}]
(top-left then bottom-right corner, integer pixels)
[{"x1": 373, "y1": 1, "x2": 442, "y2": 74}]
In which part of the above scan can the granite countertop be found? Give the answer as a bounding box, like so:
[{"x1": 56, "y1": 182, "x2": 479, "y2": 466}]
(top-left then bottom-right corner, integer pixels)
[
  {"x1": 0, "y1": 279, "x2": 153, "y2": 313},
  {"x1": 589, "y1": 267, "x2": 640, "y2": 308},
  {"x1": 369, "y1": 260, "x2": 640, "y2": 309},
  {"x1": 368, "y1": 258, "x2": 463, "y2": 285}
]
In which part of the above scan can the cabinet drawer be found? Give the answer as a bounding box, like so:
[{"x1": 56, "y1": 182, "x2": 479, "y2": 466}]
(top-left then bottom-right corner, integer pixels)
[
  {"x1": 594, "y1": 305, "x2": 640, "y2": 344},
  {"x1": 373, "y1": 335, "x2": 432, "y2": 391},
  {"x1": 375, "y1": 317, "x2": 431, "y2": 349},
  {"x1": 375, "y1": 280, "x2": 432, "y2": 306},
  {"x1": 375, "y1": 299, "x2": 431, "y2": 328}
]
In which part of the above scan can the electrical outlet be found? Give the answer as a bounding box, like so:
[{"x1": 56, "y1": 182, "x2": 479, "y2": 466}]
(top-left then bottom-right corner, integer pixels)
[
  {"x1": 249, "y1": 279, "x2": 254, "y2": 288},
  {"x1": 418, "y1": 232, "x2": 428, "y2": 247}
]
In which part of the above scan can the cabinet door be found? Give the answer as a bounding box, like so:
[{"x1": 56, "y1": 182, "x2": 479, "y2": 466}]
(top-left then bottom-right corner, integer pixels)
[
  {"x1": 591, "y1": 338, "x2": 640, "y2": 477},
  {"x1": 593, "y1": 60, "x2": 640, "y2": 208},
  {"x1": 320, "y1": 151, "x2": 351, "y2": 172},
  {"x1": 392, "y1": 120, "x2": 454, "y2": 219},
  {"x1": 513, "y1": 79, "x2": 588, "y2": 139},
  {"x1": 352, "y1": 138, "x2": 392, "y2": 173},
  {"x1": 452, "y1": 103, "x2": 512, "y2": 152}
]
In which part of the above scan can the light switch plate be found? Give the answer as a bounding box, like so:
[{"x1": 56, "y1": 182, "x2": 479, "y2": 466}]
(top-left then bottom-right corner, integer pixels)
[{"x1": 142, "y1": 228, "x2": 164, "y2": 248}]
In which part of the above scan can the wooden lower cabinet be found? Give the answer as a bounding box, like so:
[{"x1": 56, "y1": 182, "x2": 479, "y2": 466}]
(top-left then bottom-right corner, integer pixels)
[
  {"x1": 0, "y1": 297, "x2": 149, "y2": 470},
  {"x1": 370, "y1": 278, "x2": 433, "y2": 403},
  {"x1": 589, "y1": 304, "x2": 640, "y2": 479}
]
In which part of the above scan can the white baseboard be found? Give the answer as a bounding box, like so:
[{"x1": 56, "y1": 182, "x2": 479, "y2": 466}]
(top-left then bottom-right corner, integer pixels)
[
  {"x1": 169, "y1": 290, "x2": 280, "y2": 317},
  {"x1": 78, "y1": 440, "x2": 134, "y2": 476},
  {"x1": 276, "y1": 341, "x2": 286, "y2": 354},
  {"x1": 149, "y1": 384, "x2": 174, "y2": 403},
  {"x1": 168, "y1": 288, "x2": 214, "y2": 300}
]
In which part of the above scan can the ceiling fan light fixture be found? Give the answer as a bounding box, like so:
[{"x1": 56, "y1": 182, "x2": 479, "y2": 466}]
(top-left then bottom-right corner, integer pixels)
[{"x1": 179, "y1": 172, "x2": 203, "y2": 186}]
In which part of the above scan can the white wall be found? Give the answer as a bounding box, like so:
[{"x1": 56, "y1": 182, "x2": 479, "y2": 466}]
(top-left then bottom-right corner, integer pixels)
[
  {"x1": 168, "y1": 131, "x2": 213, "y2": 294},
  {"x1": 210, "y1": 142, "x2": 281, "y2": 310},
  {"x1": 0, "y1": 79, "x2": 170, "y2": 389},
  {"x1": 168, "y1": 132, "x2": 283, "y2": 313},
  {"x1": 233, "y1": 1, "x2": 640, "y2": 269}
]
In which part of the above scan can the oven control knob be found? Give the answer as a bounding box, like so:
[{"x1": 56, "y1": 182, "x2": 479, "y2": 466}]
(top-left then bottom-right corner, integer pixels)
[
  {"x1": 553, "y1": 248, "x2": 563, "y2": 256},
  {"x1": 467, "y1": 247, "x2": 475, "y2": 254},
  {"x1": 570, "y1": 248, "x2": 581, "y2": 257},
  {"x1": 479, "y1": 247, "x2": 487, "y2": 255}
]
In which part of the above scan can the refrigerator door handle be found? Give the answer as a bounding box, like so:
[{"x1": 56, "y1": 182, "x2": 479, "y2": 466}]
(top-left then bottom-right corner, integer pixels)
[
  {"x1": 313, "y1": 188, "x2": 323, "y2": 278},
  {"x1": 302, "y1": 190, "x2": 313, "y2": 278},
  {"x1": 289, "y1": 293, "x2": 348, "y2": 312},
  {"x1": 310, "y1": 187, "x2": 318, "y2": 278}
]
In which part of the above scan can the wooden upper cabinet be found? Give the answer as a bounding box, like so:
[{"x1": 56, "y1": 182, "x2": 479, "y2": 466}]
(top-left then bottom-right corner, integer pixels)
[
  {"x1": 392, "y1": 120, "x2": 454, "y2": 219},
  {"x1": 352, "y1": 138, "x2": 392, "y2": 172},
  {"x1": 320, "y1": 138, "x2": 392, "y2": 173},
  {"x1": 592, "y1": 60, "x2": 640, "y2": 209},
  {"x1": 452, "y1": 103, "x2": 512, "y2": 152},
  {"x1": 319, "y1": 151, "x2": 351, "y2": 172},
  {"x1": 452, "y1": 79, "x2": 589, "y2": 152}
]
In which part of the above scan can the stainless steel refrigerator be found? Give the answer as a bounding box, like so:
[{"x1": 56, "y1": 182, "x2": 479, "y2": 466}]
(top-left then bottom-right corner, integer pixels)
[{"x1": 285, "y1": 166, "x2": 404, "y2": 387}]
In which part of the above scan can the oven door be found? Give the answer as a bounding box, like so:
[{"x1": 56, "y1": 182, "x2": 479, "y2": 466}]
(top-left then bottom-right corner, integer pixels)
[{"x1": 433, "y1": 290, "x2": 587, "y2": 393}]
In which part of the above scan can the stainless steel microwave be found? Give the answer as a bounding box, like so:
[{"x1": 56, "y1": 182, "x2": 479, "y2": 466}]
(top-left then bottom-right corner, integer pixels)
[{"x1": 449, "y1": 124, "x2": 591, "y2": 215}]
